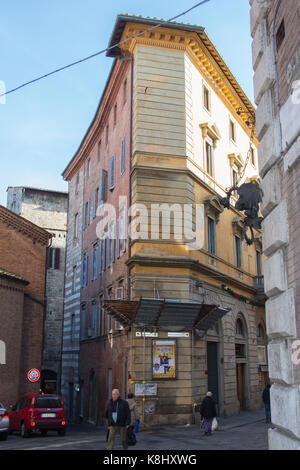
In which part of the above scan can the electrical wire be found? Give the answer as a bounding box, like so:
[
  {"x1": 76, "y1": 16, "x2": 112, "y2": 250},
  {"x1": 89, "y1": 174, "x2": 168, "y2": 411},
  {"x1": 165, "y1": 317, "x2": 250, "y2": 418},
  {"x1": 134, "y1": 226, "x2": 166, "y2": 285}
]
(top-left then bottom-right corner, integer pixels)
[{"x1": 0, "y1": 0, "x2": 211, "y2": 99}]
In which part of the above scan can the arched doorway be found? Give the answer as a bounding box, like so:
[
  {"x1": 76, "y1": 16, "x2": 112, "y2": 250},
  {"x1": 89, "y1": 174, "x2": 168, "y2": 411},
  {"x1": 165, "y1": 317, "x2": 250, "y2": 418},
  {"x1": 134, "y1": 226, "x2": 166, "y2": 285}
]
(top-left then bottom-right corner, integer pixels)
[
  {"x1": 206, "y1": 320, "x2": 222, "y2": 415},
  {"x1": 41, "y1": 369, "x2": 57, "y2": 394},
  {"x1": 235, "y1": 315, "x2": 248, "y2": 411}
]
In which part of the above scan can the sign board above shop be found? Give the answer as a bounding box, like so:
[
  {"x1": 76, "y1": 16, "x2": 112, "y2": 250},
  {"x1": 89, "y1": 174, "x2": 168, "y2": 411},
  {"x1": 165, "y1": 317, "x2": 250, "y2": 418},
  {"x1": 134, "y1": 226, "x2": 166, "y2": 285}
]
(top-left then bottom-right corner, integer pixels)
[
  {"x1": 168, "y1": 332, "x2": 190, "y2": 338},
  {"x1": 136, "y1": 331, "x2": 158, "y2": 338}
]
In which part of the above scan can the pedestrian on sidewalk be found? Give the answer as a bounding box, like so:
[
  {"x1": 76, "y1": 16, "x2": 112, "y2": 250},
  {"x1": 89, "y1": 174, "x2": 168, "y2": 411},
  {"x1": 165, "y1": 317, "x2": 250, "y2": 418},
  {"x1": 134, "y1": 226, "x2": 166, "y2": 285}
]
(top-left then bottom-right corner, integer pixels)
[
  {"x1": 200, "y1": 391, "x2": 217, "y2": 436},
  {"x1": 262, "y1": 383, "x2": 271, "y2": 424},
  {"x1": 126, "y1": 393, "x2": 140, "y2": 445},
  {"x1": 105, "y1": 388, "x2": 131, "y2": 450}
]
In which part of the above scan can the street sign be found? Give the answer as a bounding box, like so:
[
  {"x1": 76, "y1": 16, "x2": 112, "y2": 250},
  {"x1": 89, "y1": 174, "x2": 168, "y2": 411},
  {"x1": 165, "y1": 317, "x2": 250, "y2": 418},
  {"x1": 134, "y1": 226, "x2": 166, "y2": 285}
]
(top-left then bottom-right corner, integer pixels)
[{"x1": 27, "y1": 369, "x2": 40, "y2": 382}]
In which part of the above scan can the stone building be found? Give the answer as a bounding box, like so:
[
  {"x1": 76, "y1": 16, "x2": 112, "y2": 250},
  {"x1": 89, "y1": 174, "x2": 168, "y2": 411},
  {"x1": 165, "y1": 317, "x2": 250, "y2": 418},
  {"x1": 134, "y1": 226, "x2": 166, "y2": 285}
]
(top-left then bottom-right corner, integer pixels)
[
  {"x1": 7, "y1": 186, "x2": 68, "y2": 394},
  {"x1": 250, "y1": 0, "x2": 300, "y2": 450},
  {"x1": 62, "y1": 15, "x2": 267, "y2": 425},
  {"x1": 0, "y1": 205, "x2": 51, "y2": 408}
]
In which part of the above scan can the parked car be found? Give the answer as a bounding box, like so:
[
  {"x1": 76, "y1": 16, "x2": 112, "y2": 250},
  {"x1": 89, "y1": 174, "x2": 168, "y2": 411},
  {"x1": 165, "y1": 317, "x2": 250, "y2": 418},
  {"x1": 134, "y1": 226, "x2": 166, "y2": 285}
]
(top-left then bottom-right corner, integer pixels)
[
  {"x1": 0, "y1": 403, "x2": 9, "y2": 440},
  {"x1": 9, "y1": 394, "x2": 67, "y2": 437}
]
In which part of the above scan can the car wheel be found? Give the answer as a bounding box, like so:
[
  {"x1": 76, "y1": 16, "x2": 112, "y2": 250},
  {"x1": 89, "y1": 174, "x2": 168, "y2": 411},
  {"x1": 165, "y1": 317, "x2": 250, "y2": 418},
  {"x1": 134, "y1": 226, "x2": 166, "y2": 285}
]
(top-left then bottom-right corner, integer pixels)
[
  {"x1": 0, "y1": 432, "x2": 8, "y2": 441},
  {"x1": 58, "y1": 429, "x2": 66, "y2": 436},
  {"x1": 41, "y1": 430, "x2": 48, "y2": 436},
  {"x1": 21, "y1": 422, "x2": 30, "y2": 438}
]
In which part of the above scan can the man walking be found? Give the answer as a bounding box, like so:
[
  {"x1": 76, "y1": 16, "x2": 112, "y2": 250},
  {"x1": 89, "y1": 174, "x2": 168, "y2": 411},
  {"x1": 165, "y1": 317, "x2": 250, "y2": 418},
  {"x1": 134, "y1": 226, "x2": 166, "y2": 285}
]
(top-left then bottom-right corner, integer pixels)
[
  {"x1": 200, "y1": 391, "x2": 217, "y2": 436},
  {"x1": 105, "y1": 389, "x2": 131, "y2": 450}
]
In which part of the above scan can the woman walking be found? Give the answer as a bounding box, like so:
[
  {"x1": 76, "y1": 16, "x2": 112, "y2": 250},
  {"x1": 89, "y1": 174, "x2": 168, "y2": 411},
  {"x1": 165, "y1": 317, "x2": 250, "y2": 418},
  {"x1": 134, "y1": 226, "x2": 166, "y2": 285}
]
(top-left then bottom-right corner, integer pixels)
[{"x1": 200, "y1": 391, "x2": 217, "y2": 436}]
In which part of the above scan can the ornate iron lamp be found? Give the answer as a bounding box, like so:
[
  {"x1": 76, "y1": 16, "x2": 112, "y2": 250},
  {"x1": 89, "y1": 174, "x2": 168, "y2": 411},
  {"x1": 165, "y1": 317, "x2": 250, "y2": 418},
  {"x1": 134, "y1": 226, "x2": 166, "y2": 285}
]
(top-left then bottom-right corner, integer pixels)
[{"x1": 219, "y1": 109, "x2": 264, "y2": 245}]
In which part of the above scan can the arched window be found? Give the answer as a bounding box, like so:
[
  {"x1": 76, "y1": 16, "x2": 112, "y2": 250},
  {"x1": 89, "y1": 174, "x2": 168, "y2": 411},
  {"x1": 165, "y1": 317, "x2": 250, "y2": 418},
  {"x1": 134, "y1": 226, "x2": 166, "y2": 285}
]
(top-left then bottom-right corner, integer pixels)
[{"x1": 236, "y1": 318, "x2": 245, "y2": 337}]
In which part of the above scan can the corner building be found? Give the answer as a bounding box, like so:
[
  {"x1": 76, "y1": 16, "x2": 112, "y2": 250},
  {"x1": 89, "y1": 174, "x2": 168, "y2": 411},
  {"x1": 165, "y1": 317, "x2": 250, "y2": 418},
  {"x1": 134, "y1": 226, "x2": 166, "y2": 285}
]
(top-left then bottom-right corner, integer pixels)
[{"x1": 62, "y1": 15, "x2": 267, "y2": 425}]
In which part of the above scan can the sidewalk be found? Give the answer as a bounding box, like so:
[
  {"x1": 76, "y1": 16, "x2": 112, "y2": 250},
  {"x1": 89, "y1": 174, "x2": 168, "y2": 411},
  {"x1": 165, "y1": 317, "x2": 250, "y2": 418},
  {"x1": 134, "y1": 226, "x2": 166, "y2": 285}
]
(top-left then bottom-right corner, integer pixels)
[{"x1": 68, "y1": 408, "x2": 265, "y2": 433}]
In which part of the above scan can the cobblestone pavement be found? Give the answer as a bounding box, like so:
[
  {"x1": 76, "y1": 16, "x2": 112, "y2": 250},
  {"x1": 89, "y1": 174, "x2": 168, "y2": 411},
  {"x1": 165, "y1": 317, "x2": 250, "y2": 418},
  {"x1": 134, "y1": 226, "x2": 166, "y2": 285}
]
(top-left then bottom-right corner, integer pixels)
[{"x1": 1, "y1": 409, "x2": 269, "y2": 450}]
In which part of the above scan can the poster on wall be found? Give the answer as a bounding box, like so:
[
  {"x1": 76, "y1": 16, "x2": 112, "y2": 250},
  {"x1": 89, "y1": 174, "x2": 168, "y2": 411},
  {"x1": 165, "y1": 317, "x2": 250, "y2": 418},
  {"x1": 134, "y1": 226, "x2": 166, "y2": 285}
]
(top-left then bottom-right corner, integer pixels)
[{"x1": 152, "y1": 340, "x2": 176, "y2": 379}]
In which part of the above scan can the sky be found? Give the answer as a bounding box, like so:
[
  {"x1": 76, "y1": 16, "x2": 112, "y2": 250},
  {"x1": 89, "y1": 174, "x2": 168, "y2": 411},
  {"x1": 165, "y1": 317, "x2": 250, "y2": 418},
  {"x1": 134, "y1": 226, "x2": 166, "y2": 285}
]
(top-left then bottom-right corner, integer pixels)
[{"x1": 0, "y1": 0, "x2": 254, "y2": 207}]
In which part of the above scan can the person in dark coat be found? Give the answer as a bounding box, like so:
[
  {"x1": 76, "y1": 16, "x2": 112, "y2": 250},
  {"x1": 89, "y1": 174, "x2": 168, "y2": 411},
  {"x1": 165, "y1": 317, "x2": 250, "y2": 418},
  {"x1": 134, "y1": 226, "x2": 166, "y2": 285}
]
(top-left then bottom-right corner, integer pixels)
[
  {"x1": 200, "y1": 391, "x2": 217, "y2": 436},
  {"x1": 262, "y1": 383, "x2": 271, "y2": 423},
  {"x1": 105, "y1": 389, "x2": 131, "y2": 450}
]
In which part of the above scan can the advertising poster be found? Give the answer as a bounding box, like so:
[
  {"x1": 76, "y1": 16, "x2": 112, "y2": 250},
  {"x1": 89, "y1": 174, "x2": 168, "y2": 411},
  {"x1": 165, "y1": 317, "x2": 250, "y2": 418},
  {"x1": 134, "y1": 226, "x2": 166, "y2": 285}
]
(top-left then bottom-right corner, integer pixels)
[{"x1": 152, "y1": 340, "x2": 176, "y2": 379}]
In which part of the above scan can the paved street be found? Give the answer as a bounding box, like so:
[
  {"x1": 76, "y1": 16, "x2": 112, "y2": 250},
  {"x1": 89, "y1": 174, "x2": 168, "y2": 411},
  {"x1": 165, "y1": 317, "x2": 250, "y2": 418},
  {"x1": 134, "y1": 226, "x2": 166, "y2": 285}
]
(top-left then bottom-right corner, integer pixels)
[{"x1": 1, "y1": 409, "x2": 269, "y2": 450}]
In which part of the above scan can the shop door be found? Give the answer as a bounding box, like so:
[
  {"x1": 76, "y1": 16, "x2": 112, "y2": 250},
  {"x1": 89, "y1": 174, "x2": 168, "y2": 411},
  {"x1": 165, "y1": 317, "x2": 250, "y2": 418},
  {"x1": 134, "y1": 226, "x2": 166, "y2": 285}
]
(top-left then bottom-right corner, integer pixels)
[
  {"x1": 236, "y1": 364, "x2": 246, "y2": 410},
  {"x1": 207, "y1": 342, "x2": 219, "y2": 408}
]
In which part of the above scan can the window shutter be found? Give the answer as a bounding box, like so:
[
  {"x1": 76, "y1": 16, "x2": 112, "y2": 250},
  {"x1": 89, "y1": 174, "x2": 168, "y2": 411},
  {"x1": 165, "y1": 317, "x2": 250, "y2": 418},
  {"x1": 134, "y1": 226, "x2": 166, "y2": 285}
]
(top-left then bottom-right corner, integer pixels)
[
  {"x1": 83, "y1": 203, "x2": 86, "y2": 229},
  {"x1": 107, "y1": 235, "x2": 111, "y2": 267},
  {"x1": 87, "y1": 199, "x2": 90, "y2": 225},
  {"x1": 46, "y1": 247, "x2": 51, "y2": 269},
  {"x1": 94, "y1": 246, "x2": 98, "y2": 279},
  {"x1": 54, "y1": 248, "x2": 60, "y2": 269},
  {"x1": 80, "y1": 257, "x2": 84, "y2": 287},
  {"x1": 92, "y1": 190, "x2": 96, "y2": 219},
  {"x1": 121, "y1": 137, "x2": 126, "y2": 174},
  {"x1": 109, "y1": 156, "x2": 115, "y2": 190},
  {"x1": 116, "y1": 219, "x2": 120, "y2": 259},
  {"x1": 102, "y1": 170, "x2": 108, "y2": 202},
  {"x1": 91, "y1": 248, "x2": 94, "y2": 281},
  {"x1": 103, "y1": 239, "x2": 106, "y2": 270},
  {"x1": 85, "y1": 255, "x2": 89, "y2": 286},
  {"x1": 111, "y1": 224, "x2": 115, "y2": 264},
  {"x1": 99, "y1": 241, "x2": 102, "y2": 274}
]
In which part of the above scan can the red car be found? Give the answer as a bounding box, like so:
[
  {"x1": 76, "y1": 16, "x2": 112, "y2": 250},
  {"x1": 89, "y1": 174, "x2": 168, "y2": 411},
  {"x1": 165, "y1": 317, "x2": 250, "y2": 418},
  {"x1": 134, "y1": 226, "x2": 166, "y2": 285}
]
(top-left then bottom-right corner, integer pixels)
[{"x1": 9, "y1": 394, "x2": 67, "y2": 437}]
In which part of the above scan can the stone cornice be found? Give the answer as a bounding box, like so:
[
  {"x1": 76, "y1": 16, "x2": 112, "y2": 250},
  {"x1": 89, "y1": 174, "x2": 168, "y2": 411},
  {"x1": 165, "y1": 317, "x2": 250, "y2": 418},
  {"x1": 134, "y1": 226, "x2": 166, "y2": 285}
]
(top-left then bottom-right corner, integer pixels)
[{"x1": 126, "y1": 254, "x2": 256, "y2": 294}]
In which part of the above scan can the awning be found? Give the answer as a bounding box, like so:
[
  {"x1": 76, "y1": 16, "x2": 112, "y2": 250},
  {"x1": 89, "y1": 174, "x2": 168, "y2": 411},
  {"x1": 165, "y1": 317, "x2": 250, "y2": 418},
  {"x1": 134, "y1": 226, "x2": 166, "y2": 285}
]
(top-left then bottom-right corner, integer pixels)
[{"x1": 103, "y1": 298, "x2": 230, "y2": 333}]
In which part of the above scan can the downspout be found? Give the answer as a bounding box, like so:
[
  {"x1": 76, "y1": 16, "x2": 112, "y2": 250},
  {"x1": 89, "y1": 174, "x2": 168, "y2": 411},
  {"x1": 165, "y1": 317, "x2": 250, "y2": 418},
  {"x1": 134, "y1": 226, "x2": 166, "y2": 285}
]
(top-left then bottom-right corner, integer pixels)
[{"x1": 128, "y1": 55, "x2": 134, "y2": 301}]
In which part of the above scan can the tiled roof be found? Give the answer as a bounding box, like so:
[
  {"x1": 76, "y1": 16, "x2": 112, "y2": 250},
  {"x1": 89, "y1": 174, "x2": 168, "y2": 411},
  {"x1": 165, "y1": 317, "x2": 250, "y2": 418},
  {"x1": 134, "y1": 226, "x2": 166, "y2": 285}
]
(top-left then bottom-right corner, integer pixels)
[{"x1": 0, "y1": 205, "x2": 52, "y2": 246}]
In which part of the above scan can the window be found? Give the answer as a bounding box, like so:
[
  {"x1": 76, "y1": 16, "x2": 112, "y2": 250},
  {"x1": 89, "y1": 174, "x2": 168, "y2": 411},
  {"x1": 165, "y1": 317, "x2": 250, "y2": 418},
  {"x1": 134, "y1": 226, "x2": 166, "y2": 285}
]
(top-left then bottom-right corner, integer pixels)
[
  {"x1": 203, "y1": 85, "x2": 210, "y2": 112},
  {"x1": 71, "y1": 314, "x2": 76, "y2": 343},
  {"x1": 80, "y1": 306, "x2": 86, "y2": 340},
  {"x1": 87, "y1": 158, "x2": 91, "y2": 179},
  {"x1": 119, "y1": 208, "x2": 126, "y2": 254},
  {"x1": 110, "y1": 223, "x2": 115, "y2": 264},
  {"x1": 235, "y1": 235, "x2": 242, "y2": 268},
  {"x1": 232, "y1": 168, "x2": 238, "y2": 198},
  {"x1": 92, "y1": 190, "x2": 97, "y2": 219},
  {"x1": 206, "y1": 141, "x2": 213, "y2": 176},
  {"x1": 99, "y1": 169, "x2": 108, "y2": 204},
  {"x1": 236, "y1": 318, "x2": 244, "y2": 336},
  {"x1": 83, "y1": 200, "x2": 90, "y2": 228},
  {"x1": 109, "y1": 155, "x2": 116, "y2": 190},
  {"x1": 257, "y1": 324, "x2": 265, "y2": 339},
  {"x1": 91, "y1": 304, "x2": 98, "y2": 337},
  {"x1": 121, "y1": 136, "x2": 126, "y2": 175},
  {"x1": 74, "y1": 213, "x2": 79, "y2": 238},
  {"x1": 276, "y1": 19, "x2": 285, "y2": 52},
  {"x1": 123, "y1": 79, "x2": 127, "y2": 105},
  {"x1": 81, "y1": 253, "x2": 88, "y2": 287},
  {"x1": 97, "y1": 140, "x2": 101, "y2": 162},
  {"x1": 230, "y1": 119, "x2": 236, "y2": 142},
  {"x1": 114, "y1": 103, "x2": 117, "y2": 127},
  {"x1": 75, "y1": 173, "x2": 79, "y2": 194},
  {"x1": 47, "y1": 248, "x2": 60, "y2": 269},
  {"x1": 256, "y1": 250, "x2": 262, "y2": 277},
  {"x1": 72, "y1": 266, "x2": 77, "y2": 294},
  {"x1": 106, "y1": 125, "x2": 109, "y2": 149},
  {"x1": 207, "y1": 217, "x2": 215, "y2": 255},
  {"x1": 91, "y1": 245, "x2": 98, "y2": 282},
  {"x1": 235, "y1": 343, "x2": 246, "y2": 358}
]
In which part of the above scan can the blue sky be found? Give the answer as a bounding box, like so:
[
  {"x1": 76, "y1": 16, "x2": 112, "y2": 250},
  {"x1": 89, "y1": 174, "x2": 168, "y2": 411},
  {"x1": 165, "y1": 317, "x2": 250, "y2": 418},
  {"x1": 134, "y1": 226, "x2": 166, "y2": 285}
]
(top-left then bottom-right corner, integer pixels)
[{"x1": 0, "y1": 0, "x2": 253, "y2": 206}]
